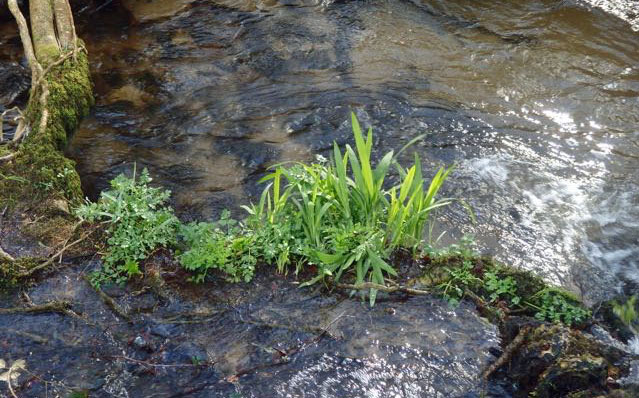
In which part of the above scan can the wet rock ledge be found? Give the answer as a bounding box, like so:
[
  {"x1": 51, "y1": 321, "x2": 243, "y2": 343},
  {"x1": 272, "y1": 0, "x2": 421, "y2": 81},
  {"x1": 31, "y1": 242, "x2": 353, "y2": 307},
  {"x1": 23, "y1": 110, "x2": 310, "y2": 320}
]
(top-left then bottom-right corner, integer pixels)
[{"x1": 0, "y1": 250, "x2": 638, "y2": 398}]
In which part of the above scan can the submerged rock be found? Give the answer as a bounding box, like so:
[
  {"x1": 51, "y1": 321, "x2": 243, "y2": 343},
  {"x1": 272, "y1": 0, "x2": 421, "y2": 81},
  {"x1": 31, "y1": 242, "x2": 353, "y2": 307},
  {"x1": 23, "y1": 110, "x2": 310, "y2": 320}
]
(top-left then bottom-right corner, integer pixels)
[
  {"x1": 0, "y1": 265, "x2": 500, "y2": 397},
  {"x1": 120, "y1": 0, "x2": 196, "y2": 23}
]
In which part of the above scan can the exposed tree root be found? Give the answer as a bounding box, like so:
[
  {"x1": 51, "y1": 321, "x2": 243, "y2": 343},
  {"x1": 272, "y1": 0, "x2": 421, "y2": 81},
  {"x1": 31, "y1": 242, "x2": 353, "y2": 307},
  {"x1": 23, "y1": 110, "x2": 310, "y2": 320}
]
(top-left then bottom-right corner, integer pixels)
[
  {"x1": 6, "y1": 0, "x2": 88, "y2": 150},
  {"x1": 481, "y1": 325, "x2": 531, "y2": 380},
  {"x1": 7, "y1": 0, "x2": 42, "y2": 82},
  {"x1": 15, "y1": 223, "x2": 93, "y2": 279},
  {"x1": 3, "y1": 0, "x2": 92, "y2": 206}
]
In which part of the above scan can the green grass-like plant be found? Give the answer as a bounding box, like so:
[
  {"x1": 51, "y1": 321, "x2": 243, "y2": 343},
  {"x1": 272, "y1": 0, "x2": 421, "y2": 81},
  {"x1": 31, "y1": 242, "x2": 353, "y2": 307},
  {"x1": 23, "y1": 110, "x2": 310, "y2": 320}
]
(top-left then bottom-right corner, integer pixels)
[
  {"x1": 243, "y1": 113, "x2": 454, "y2": 305},
  {"x1": 71, "y1": 116, "x2": 595, "y2": 325}
]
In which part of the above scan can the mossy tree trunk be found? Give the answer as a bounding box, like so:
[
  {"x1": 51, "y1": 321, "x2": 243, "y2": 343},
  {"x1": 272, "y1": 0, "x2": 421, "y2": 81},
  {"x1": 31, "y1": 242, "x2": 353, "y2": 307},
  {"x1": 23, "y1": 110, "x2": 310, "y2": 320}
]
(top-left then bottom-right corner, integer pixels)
[
  {"x1": 0, "y1": 0, "x2": 93, "y2": 274},
  {"x1": 2, "y1": 0, "x2": 93, "y2": 206}
]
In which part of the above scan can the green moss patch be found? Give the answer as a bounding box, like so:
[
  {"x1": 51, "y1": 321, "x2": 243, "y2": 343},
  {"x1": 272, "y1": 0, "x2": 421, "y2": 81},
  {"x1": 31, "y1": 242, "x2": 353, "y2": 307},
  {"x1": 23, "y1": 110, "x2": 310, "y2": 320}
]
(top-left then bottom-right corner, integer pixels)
[
  {"x1": 0, "y1": 49, "x2": 93, "y2": 209},
  {"x1": 0, "y1": 257, "x2": 42, "y2": 287}
]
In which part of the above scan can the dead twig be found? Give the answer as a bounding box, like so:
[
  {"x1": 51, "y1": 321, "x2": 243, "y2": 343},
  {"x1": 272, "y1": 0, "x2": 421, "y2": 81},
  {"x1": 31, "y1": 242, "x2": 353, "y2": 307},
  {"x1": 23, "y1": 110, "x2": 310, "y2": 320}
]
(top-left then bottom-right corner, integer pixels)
[
  {"x1": 481, "y1": 325, "x2": 531, "y2": 380},
  {"x1": 0, "y1": 107, "x2": 24, "y2": 143},
  {"x1": 55, "y1": 221, "x2": 85, "y2": 263},
  {"x1": 16, "y1": 223, "x2": 93, "y2": 278},
  {"x1": 0, "y1": 300, "x2": 71, "y2": 315},
  {"x1": 13, "y1": 367, "x2": 77, "y2": 398},
  {"x1": 11, "y1": 117, "x2": 28, "y2": 143},
  {"x1": 464, "y1": 289, "x2": 509, "y2": 323},
  {"x1": 156, "y1": 309, "x2": 228, "y2": 324},
  {"x1": 319, "y1": 310, "x2": 347, "y2": 338},
  {"x1": 0, "y1": 152, "x2": 16, "y2": 163},
  {"x1": 21, "y1": 291, "x2": 86, "y2": 323},
  {"x1": 464, "y1": 289, "x2": 486, "y2": 308},
  {"x1": 84, "y1": 276, "x2": 132, "y2": 323},
  {"x1": 240, "y1": 309, "x2": 346, "y2": 340},
  {"x1": 7, "y1": 366, "x2": 19, "y2": 398},
  {"x1": 4, "y1": 328, "x2": 49, "y2": 344},
  {"x1": 108, "y1": 355, "x2": 214, "y2": 369},
  {"x1": 239, "y1": 318, "x2": 329, "y2": 335},
  {"x1": 335, "y1": 282, "x2": 431, "y2": 296},
  {"x1": 227, "y1": 310, "x2": 348, "y2": 383}
]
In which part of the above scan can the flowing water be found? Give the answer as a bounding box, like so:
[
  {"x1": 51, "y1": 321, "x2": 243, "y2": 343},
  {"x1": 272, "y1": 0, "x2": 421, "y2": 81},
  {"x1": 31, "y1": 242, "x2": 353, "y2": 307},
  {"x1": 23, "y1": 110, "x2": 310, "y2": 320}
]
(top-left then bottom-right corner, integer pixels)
[
  {"x1": 1, "y1": 0, "x2": 639, "y2": 396},
  {"x1": 64, "y1": 0, "x2": 639, "y2": 302},
  {"x1": 0, "y1": 262, "x2": 501, "y2": 397}
]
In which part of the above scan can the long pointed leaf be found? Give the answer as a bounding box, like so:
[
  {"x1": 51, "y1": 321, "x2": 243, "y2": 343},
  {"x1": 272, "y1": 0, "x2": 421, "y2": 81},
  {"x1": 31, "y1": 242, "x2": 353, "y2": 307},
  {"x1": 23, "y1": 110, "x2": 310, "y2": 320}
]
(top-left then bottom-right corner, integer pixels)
[{"x1": 374, "y1": 150, "x2": 394, "y2": 187}]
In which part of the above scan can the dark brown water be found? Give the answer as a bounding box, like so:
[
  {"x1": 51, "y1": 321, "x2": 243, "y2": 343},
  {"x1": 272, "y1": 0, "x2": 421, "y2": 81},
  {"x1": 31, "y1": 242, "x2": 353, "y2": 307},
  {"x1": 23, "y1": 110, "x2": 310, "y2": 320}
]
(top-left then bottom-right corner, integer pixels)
[{"x1": 63, "y1": 0, "x2": 639, "y2": 302}]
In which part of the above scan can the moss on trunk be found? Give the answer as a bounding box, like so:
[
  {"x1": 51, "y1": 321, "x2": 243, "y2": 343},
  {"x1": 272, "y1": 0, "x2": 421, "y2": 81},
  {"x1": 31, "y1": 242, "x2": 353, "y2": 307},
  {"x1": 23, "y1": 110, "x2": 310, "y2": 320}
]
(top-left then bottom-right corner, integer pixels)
[
  {"x1": 0, "y1": 49, "x2": 93, "y2": 209},
  {"x1": 0, "y1": 30, "x2": 93, "y2": 280}
]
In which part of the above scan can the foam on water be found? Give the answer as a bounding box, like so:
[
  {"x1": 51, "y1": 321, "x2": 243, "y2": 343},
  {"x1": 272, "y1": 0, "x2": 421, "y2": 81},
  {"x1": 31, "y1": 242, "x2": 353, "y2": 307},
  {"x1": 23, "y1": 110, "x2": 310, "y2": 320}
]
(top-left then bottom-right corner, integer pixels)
[
  {"x1": 580, "y1": 0, "x2": 639, "y2": 31},
  {"x1": 458, "y1": 139, "x2": 638, "y2": 300}
]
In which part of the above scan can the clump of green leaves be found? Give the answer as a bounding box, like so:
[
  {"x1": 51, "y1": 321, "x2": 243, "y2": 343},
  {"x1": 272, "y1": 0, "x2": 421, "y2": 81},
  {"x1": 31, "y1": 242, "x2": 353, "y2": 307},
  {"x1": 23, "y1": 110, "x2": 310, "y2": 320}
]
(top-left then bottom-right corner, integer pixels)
[
  {"x1": 242, "y1": 167, "x2": 307, "y2": 274},
  {"x1": 76, "y1": 167, "x2": 180, "y2": 285},
  {"x1": 527, "y1": 288, "x2": 591, "y2": 326},
  {"x1": 76, "y1": 115, "x2": 456, "y2": 303},
  {"x1": 425, "y1": 234, "x2": 477, "y2": 259},
  {"x1": 178, "y1": 210, "x2": 256, "y2": 283},
  {"x1": 244, "y1": 113, "x2": 454, "y2": 304},
  {"x1": 437, "y1": 260, "x2": 481, "y2": 306},
  {"x1": 428, "y1": 245, "x2": 591, "y2": 326},
  {"x1": 484, "y1": 271, "x2": 520, "y2": 306}
]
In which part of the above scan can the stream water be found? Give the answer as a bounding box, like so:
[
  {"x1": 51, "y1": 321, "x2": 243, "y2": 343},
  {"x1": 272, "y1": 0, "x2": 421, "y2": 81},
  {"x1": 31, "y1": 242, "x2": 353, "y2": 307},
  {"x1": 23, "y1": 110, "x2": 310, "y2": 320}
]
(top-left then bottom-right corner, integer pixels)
[
  {"x1": 64, "y1": 0, "x2": 639, "y2": 302},
  {"x1": 1, "y1": 0, "x2": 638, "y2": 396}
]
